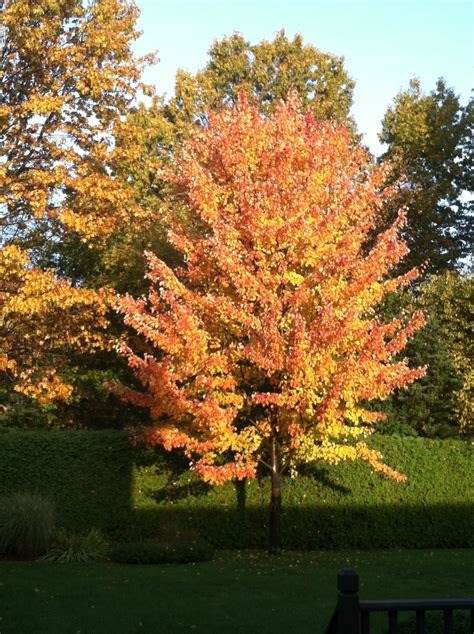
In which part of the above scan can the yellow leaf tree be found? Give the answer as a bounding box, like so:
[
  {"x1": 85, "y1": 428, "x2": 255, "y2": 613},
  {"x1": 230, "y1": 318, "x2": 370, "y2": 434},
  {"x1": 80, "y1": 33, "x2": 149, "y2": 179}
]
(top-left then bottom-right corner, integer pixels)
[
  {"x1": 0, "y1": 246, "x2": 112, "y2": 402},
  {"x1": 0, "y1": 0, "x2": 153, "y2": 404}
]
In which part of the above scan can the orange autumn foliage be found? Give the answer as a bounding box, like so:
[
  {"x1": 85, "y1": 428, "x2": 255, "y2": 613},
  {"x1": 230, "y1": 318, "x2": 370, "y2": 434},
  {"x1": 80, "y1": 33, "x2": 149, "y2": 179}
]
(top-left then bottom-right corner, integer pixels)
[{"x1": 117, "y1": 93, "x2": 426, "y2": 484}]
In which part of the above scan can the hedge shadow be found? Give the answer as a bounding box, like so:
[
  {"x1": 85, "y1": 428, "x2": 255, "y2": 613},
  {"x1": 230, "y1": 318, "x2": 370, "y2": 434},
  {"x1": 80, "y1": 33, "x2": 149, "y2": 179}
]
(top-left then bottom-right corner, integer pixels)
[{"x1": 0, "y1": 430, "x2": 472, "y2": 549}]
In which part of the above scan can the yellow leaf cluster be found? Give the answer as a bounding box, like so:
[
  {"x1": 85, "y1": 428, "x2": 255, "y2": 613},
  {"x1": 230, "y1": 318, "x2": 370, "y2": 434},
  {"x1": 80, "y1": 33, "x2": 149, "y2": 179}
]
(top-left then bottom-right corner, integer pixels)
[{"x1": 0, "y1": 247, "x2": 113, "y2": 403}]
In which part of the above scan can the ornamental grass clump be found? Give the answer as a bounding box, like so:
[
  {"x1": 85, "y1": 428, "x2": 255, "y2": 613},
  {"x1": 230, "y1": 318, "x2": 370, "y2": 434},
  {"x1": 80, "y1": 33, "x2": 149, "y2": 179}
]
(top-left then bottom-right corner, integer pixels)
[
  {"x1": 41, "y1": 527, "x2": 109, "y2": 563},
  {"x1": 0, "y1": 491, "x2": 55, "y2": 557}
]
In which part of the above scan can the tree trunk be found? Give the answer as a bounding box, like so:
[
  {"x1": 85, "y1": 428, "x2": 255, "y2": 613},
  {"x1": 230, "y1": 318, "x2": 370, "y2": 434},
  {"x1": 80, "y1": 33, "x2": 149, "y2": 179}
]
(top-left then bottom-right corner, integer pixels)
[{"x1": 269, "y1": 435, "x2": 282, "y2": 554}]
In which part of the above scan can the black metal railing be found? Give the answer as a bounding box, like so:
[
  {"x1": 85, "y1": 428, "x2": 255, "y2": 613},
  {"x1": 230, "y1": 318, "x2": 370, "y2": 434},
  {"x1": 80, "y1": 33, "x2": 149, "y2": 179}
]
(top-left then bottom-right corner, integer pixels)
[{"x1": 325, "y1": 568, "x2": 474, "y2": 634}]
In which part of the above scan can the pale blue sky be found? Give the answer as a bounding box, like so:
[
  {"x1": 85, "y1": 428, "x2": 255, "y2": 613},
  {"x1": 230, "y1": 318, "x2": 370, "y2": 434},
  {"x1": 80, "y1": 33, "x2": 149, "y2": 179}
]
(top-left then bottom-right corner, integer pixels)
[{"x1": 134, "y1": 0, "x2": 473, "y2": 155}]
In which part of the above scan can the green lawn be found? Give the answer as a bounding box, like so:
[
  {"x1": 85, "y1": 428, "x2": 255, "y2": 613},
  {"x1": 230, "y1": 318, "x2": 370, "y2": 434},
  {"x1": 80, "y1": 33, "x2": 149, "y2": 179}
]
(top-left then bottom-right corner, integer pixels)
[{"x1": 1, "y1": 549, "x2": 472, "y2": 633}]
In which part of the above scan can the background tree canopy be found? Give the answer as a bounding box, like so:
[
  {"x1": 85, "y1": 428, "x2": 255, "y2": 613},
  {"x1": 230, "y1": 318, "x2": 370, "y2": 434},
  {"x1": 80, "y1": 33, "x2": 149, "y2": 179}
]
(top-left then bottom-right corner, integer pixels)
[
  {"x1": 0, "y1": 3, "x2": 472, "y2": 439},
  {"x1": 379, "y1": 78, "x2": 473, "y2": 275}
]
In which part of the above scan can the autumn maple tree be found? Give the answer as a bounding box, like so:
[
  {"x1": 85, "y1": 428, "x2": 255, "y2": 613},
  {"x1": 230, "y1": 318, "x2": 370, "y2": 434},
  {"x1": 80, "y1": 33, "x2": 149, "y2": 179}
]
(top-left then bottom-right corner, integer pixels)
[
  {"x1": 0, "y1": 0, "x2": 153, "y2": 404},
  {"x1": 117, "y1": 93, "x2": 426, "y2": 552}
]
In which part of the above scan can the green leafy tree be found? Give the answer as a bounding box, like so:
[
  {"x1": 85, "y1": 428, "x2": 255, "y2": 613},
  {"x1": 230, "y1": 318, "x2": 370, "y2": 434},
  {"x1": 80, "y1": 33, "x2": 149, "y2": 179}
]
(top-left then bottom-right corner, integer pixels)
[
  {"x1": 418, "y1": 272, "x2": 473, "y2": 433},
  {"x1": 376, "y1": 272, "x2": 473, "y2": 437},
  {"x1": 379, "y1": 79, "x2": 472, "y2": 274},
  {"x1": 167, "y1": 30, "x2": 355, "y2": 128}
]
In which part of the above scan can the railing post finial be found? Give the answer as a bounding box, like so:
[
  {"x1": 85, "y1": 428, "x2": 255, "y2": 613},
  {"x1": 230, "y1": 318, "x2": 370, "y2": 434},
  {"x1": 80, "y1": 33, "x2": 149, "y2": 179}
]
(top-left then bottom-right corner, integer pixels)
[{"x1": 337, "y1": 568, "x2": 360, "y2": 634}]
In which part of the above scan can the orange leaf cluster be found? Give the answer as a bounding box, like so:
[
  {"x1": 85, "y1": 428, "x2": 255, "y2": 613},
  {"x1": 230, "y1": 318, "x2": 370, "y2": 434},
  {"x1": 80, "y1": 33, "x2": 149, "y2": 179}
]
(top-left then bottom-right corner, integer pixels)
[{"x1": 117, "y1": 92, "x2": 426, "y2": 483}]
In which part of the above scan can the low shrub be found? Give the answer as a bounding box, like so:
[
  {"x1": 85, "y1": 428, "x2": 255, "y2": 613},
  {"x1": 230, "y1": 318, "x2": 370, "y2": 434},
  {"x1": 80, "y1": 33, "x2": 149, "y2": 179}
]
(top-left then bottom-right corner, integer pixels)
[
  {"x1": 40, "y1": 527, "x2": 109, "y2": 563},
  {"x1": 111, "y1": 539, "x2": 214, "y2": 564},
  {"x1": 0, "y1": 492, "x2": 55, "y2": 557}
]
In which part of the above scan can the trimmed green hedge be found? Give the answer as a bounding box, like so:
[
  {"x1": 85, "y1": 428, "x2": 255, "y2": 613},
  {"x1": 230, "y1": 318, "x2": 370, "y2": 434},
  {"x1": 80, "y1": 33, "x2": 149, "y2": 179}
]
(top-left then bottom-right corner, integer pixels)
[
  {"x1": 0, "y1": 430, "x2": 132, "y2": 532},
  {"x1": 0, "y1": 430, "x2": 472, "y2": 549}
]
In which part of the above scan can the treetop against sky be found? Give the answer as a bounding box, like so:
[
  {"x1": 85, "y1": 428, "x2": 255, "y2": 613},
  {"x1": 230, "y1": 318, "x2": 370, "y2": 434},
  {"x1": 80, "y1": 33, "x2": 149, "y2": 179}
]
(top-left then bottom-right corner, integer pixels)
[{"x1": 133, "y1": 0, "x2": 473, "y2": 155}]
